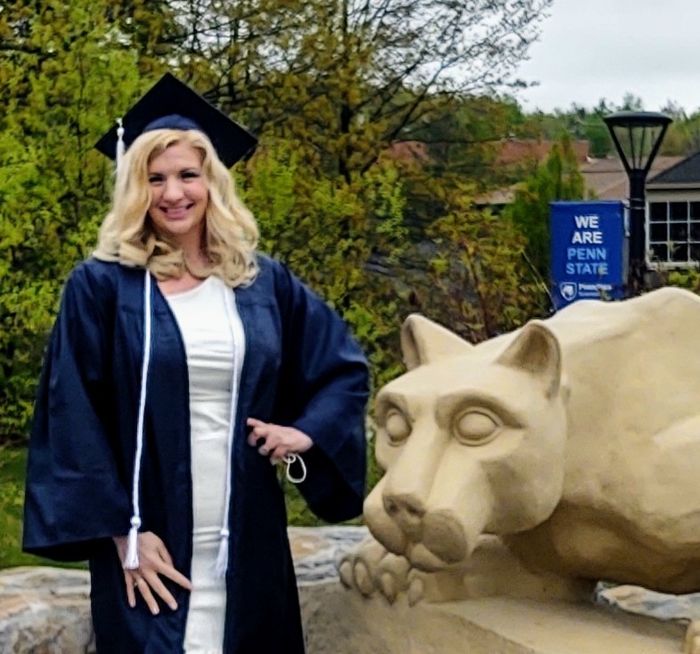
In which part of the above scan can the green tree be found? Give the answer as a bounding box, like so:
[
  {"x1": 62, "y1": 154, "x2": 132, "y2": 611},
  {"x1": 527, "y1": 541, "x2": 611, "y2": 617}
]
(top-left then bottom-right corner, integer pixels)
[
  {"x1": 404, "y1": 94, "x2": 529, "y2": 185},
  {"x1": 408, "y1": 182, "x2": 546, "y2": 343},
  {"x1": 503, "y1": 134, "x2": 586, "y2": 283},
  {"x1": 659, "y1": 103, "x2": 700, "y2": 156},
  {"x1": 0, "y1": 0, "x2": 148, "y2": 441},
  {"x1": 164, "y1": 0, "x2": 553, "y2": 181},
  {"x1": 237, "y1": 138, "x2": 408, "y2": 390},
  {"x1": 1, "y1": 0, "x2": 555, "y2": 445}
]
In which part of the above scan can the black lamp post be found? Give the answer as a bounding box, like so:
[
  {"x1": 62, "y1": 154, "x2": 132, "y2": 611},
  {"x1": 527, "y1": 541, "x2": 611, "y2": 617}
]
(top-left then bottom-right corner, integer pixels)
[{"x1": 603, "y1": 111, "x2": 672, "y2": 295}]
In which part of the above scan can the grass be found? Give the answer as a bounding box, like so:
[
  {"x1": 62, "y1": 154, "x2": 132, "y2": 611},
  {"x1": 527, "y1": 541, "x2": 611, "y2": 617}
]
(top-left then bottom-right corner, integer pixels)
[
  {"x1": 0, "y1": 447, "x2": 35, "y2": 568},
  {"x1": 0, "y1": 445, "x2": 374, "y2": 569},
  {"x1": 0, "y1": 446, "x2": 84, "y2": 569}
]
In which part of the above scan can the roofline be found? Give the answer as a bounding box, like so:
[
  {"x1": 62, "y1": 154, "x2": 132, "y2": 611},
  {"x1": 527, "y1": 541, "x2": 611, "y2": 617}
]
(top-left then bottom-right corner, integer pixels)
[
  {"x1": 648, "y1": 151, "x2": 700, "y2": 184},
  {"x1": 647, "y1": 182, "x2": 700, "y2": 191}
]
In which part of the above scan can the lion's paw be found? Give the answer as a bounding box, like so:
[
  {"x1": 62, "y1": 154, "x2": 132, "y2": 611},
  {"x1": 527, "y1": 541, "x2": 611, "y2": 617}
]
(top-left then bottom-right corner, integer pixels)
[
  {"x1": 685, "y1": 620, "x2": 700, "y2": 654},
  {"x1": 338, "y1": 536, "x2": 421, "y2": 604}
]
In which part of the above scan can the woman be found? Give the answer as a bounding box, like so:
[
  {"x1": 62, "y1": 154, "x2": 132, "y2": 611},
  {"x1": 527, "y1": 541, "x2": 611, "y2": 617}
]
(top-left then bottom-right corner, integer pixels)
[{"x1": 23, "y1": 74, "x2": 368, "y2": 653}]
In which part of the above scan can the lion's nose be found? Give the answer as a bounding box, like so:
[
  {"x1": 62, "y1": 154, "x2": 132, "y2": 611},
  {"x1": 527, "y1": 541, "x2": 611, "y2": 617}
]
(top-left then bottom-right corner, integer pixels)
[{"x1": 383, "y1": 494, "x2": 425, "y2": 538}]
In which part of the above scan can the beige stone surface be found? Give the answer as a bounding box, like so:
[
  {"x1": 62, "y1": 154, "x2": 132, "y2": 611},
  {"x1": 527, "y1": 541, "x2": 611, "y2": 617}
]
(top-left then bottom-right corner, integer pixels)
[
  {"x1": 0, "y1": 566, "x2": 94, "y2": 653},
  {"x1": 300, "y1": 581, "x2": 685, "y2": 654},
  {"x1": 341, "y1": 288, "x2": 700, "y2": 652},
  {"x1": 2, "y1": 529, "x2": 699, "y2": 653}
]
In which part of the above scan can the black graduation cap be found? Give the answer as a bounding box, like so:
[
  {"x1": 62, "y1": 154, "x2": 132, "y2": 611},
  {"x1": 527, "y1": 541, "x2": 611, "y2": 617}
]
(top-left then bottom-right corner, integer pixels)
[{"x1": 94, "y1": 73, "x2": 257, "y2": 168}]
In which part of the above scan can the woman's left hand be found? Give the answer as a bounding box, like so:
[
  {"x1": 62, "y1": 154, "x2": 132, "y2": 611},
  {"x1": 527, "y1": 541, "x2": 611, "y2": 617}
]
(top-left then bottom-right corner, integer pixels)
[
  {"x1": 113, "y1": 531, "x2": 192, "y2": 614},
  {"x1": 246, "y1": 418, "x2": 312, "y2": 464}
]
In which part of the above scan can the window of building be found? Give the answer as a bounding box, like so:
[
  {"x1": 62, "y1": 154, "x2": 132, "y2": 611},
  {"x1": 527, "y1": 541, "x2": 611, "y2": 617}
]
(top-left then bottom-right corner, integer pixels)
[{"x1": 648, "y1": 200, "x2": 700, "y2": 266}]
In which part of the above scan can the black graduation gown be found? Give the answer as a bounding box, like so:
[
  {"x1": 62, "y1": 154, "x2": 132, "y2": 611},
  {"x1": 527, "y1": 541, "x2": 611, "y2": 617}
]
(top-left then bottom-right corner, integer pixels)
[{"x1": 23, "y1": 255, "x2": 369, "y2": 653}]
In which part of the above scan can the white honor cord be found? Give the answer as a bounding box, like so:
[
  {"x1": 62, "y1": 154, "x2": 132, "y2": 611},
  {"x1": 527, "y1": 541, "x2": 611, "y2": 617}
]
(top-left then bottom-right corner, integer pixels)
[
  {"x1": 215, "y1": 286, "x2": 245, "y2": 578},
  {"x1": 125, "y1": 269, "x2": 152, "y2": 569},
  {"x1": 282, "y1": 453, "x2": 307, "y2": 484}
]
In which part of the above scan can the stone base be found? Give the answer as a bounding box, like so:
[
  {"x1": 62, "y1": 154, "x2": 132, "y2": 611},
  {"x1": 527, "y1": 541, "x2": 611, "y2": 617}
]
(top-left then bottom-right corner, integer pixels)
[
  {"x1": 0, "y1": 567, "x2": 93, "y2": 653},
  {"x1": 1, "y1": 528, "x2": 694, "y2": 654},
  {"x1": 299, "y1": 580, "x2": 686, "y2": 654}
]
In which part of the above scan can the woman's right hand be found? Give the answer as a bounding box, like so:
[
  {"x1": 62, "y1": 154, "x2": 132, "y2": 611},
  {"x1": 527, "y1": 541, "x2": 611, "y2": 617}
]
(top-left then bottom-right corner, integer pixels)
[{"x1": 113, "y1": 531, "x2": 192, "y2": 614}]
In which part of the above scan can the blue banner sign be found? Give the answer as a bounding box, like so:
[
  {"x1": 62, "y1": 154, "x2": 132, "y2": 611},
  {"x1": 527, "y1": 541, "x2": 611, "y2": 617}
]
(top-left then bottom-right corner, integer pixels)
[{"x1": 550, "y1": 201, "x2": 626, "y2": 309}]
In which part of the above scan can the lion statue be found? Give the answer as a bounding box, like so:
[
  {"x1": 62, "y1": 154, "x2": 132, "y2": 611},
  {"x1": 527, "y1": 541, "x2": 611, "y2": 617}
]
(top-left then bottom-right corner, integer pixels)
[{"x1": 340, "y1": 287, "x2": 700, "y2": 653}]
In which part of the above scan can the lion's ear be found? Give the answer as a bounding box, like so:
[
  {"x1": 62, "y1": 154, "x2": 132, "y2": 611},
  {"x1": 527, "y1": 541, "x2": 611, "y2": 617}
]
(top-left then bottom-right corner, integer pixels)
[
  {"x1": 496, "y1": 321, "x2": 561, "y2": 399},
  {"x1": 401, "y1": 314, "x2": 473, "y2": 370}
]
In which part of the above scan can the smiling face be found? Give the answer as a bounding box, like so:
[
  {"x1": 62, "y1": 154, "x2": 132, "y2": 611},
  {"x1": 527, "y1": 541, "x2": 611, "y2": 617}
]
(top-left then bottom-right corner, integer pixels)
[{"x1": 147, "y1": 141, "x2": 209, "y2": 252}]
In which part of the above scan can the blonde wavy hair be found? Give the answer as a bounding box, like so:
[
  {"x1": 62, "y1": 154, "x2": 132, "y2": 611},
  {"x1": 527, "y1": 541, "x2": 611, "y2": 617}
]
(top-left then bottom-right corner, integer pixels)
[{"x1": 94, "y1": 128, "x2": 259, "y2": 286}]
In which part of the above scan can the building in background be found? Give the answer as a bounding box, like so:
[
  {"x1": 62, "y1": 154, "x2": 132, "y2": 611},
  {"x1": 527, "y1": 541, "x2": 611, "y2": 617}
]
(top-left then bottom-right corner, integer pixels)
[
  {"x1": 476, "y1": 139, "x2": 681, "y2": 211},
  {"x1": 646, "y1": 153, "x2": 700, "y2": 268},
  {"x1": 581, "y1": 155, "x2": 682, "y2": 201}
]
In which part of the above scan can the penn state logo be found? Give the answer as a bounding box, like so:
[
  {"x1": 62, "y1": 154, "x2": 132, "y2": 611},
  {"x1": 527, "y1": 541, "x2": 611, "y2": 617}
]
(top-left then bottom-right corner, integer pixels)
[{"x1": 560, "y1": 282, "x2": 577, "y2": 301}]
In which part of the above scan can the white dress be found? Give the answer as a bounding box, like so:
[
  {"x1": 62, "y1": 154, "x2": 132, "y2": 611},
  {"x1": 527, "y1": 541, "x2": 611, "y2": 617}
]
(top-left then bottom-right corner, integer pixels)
[{"x1": 164, "y1": 275, "x2": 244, "y2": 654}]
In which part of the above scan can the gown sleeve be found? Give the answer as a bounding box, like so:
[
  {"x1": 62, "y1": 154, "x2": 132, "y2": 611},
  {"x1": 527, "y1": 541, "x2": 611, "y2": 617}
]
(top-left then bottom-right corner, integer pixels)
[
  {"x1": 273, "y1": 261, "x2": 369, "y2": 523},
  {"x1": 23, "y1": 263, "x2": 131, "y2": 561}
]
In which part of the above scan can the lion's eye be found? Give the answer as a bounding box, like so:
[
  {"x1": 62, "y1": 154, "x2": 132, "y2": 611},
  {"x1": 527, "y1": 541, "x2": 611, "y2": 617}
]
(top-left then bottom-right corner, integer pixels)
[
  {"x1": 454, "y1": 410, "x2": 499, "y2": 445},
  {"x1": 385, "y1": 408, "x2": 411, "y2": 445}
]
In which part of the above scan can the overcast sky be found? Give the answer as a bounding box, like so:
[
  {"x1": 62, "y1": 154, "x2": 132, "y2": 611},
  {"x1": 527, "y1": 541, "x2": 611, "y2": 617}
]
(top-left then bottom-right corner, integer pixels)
[{"x1": 515, "y1": 0, "x2": 700, "y2": 114}]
